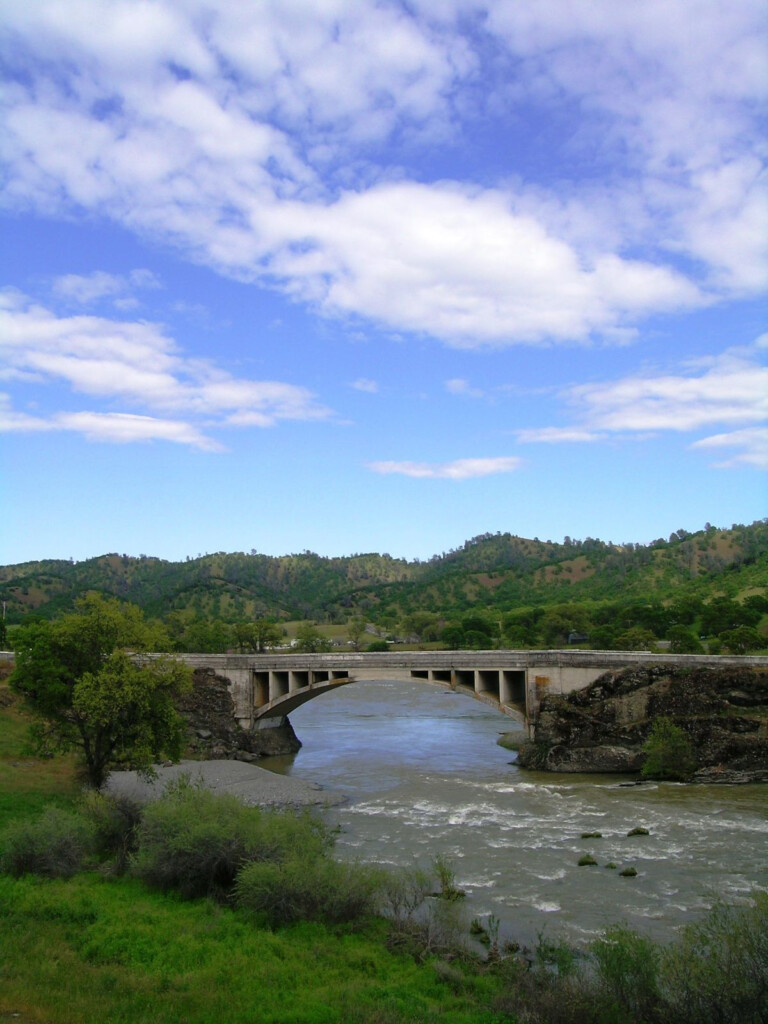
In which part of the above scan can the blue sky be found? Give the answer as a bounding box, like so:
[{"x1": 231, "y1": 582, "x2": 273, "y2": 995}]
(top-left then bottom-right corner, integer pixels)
[{"x1": 1, "y1": 0, "x2": 766, "y2": 565}]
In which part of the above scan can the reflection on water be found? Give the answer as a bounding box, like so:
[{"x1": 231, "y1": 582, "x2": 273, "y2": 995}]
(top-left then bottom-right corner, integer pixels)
[{"x1": 262, "y1": 679, "x2": 768, "y2": 946}]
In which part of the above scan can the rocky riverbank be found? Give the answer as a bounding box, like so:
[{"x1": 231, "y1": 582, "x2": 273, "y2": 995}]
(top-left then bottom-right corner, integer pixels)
[
  {"x1": 178, "y1": 667, "x2": 302, "y2": 761},
  {"x1": 516, "y1": 665, "x2": 768, "y2": 783}
]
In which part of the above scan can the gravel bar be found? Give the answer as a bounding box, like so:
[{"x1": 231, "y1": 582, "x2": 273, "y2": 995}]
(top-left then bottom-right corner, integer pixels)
[{"x1": 105, "y1": 759, "x2": 345, "y2": 809}]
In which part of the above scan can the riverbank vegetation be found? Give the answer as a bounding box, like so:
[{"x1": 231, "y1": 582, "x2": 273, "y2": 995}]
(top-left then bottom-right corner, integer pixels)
[
  {"x1": 2, "y1": 681, "x2": 767, "y2": 1024},
  {"x1": 1, "y1": 520, "x2": 766, "y2": 656}
]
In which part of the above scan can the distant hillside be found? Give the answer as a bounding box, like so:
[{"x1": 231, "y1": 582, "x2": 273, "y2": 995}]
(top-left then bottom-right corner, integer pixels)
[{"x1": 1, "y1": 521, "x2": 766, "y2": 634}]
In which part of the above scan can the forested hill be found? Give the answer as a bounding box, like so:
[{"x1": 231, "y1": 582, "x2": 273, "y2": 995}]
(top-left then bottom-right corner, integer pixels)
[{"x1": 1, "y1": 520, "x2": 766, "y2": 630}]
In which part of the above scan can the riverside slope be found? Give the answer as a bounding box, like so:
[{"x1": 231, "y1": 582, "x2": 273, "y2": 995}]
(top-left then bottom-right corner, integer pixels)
[{"x1": 517, "y1": 665, "x2": 768, "y2": 783}]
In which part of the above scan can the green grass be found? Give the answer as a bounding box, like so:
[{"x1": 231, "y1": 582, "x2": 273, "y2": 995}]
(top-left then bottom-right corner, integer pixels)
[
  {"x1": 0, "y1": 874, "x2": 500, "y2": 1024},
  {"x1": 0, "y1": 684, "x2": 81, "y2": 829},
  {"x1": 0, "y1": 684, "x2": 501, "y2": 1024}
]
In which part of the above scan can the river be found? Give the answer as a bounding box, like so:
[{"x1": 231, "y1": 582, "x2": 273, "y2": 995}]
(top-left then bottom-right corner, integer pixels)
[{"x1": 262, "y1": 678, "x2": 768, "y2": 948}]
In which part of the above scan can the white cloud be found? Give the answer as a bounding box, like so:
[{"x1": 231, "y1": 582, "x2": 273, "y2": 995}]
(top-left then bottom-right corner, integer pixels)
[
  {"x1": 514, "y1": 339, "x2": 768, "y2": 468},
  {"x1": 1, "y1": 1, "x2": 763, "y2": 347},
  {"x1": 691, "y1": 428, "x2": 768, "y2": 469},
  {"x1": 265, "y1": 183, "x2": 702, "y2": 345},
  {"x1": 368, "y1": 456, "x2": 522, "y2": 480},
  {"x1": 570, "y1": 349, "x2": 768, "y2": 433},
  {"x1": 350, "y1": 378, "x2": 378, "y2": 393},
  {"x1": 516, "y1": 427, "x2": 603, "y2": 443},
  {"x1": 52, "y1": 268, "x2": 162, "y2": 306},
  {"x1": 0, "y1": 289, "x2": 330, "y2": 448},
  {"x1": 445, "y1": 378, "x2": 485, "y2": 398}
]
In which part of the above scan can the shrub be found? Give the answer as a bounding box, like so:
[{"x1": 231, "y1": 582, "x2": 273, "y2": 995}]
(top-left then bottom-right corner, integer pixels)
[
  {"x1": 80, "y1": 790, "x2": 143, "y2": 873},
  {"x1": 0, "y1": 806, "x2": 94, "y2": 878},
  {"x1": 131, "y1": 777, "x2": 330, "y2": 900},
  {"x1": 235, "y1": 857, "x2": 384, "y2": 927},
  {"x1": 591, "y1": 924, "x2": 661, "y2": 1022},
  {"x1": 661, "y1": 893, "x2": 768, "y2": 1024},
  {"x1": 641, "y1": 718, "x2": 696, "y2": 781},
  {"x1": 432, "y1": 853, "x2": 465, "y2": 900}
]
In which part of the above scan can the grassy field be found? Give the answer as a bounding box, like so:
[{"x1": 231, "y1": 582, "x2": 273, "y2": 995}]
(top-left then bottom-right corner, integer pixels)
[{"x1": 0, "y1": 681, "x2": 504, "y2": 1024}]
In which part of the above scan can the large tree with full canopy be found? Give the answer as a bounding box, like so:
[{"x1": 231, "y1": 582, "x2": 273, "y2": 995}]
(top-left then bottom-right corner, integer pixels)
[{"x1": 10, "y1": 594, "x2": 192, "y2": 788}]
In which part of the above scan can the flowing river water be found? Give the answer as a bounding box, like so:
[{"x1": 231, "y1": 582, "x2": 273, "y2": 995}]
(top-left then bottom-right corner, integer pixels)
[{"x1": 263, "y1": 678, "x2": 768, "y2": 949}]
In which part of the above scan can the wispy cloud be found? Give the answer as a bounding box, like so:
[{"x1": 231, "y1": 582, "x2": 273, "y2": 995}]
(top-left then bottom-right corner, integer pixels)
[
  {"x1": 445, "y1": 378, "x2": 485, "y2": 398},
  {"x1": 516, "y1": 427, "x2": 604, "y2": 443},
  {"x1": 0, "y1": 289, "x2": 330, "y2": 449},
  {"x1": 691, "y1": 427, "x2": 768, "y2": 469},
  {"x1": 52, "y1": 269, "x2": 161, "y2": 306},
  {"x1": 514, "y1": 339, "x2": 768, "y2": 467},
  {"x1": 350, "y1": 378, "x2": 378, "y2": 394},
  {"x1": 367, "y1": 456, "x2": 522, "y2": 480}
]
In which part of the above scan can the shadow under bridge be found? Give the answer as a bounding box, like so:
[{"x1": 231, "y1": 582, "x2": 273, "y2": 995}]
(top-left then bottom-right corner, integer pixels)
[{"x1": 243, "y1": 652, "x2": 530, "y2": 726}]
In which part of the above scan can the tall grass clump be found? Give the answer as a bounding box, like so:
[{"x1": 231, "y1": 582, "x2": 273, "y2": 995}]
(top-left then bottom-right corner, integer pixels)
[
  {"x1": 0, "y1": 805, "x2": 94, "y2": 877},
  {"x1": 131, "y1": 776, "x2": 330, "y2": 900},
  {"x1": 234, "y1": 856, "x2": 385, "y2": 927}
]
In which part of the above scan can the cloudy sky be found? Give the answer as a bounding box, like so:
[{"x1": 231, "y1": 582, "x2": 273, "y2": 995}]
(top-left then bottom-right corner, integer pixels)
[{"x1": 1, "y1": 0, "x2": 766, "y2": 564}]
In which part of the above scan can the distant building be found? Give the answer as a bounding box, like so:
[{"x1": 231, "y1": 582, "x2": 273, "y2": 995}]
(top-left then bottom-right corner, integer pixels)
[{"x1": 567, "y1": 631, "x2": 589, "y2": 645}]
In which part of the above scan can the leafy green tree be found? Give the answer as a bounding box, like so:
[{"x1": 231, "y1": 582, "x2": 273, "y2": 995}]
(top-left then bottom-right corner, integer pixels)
[
  {"x1": 589, "y1": 625, "x2": 618, "y2": 649},
  {"x1": 701, "y1": 598, "x2": 760, "y2": 636},
  {"x1": 346, "y1": 617, "x2": 367, "y2": 650},
  {"x1": 234, "y1": 619, "x2": 282, "y2": 652},
  {"x1": 294, "y1": 622, "x2": 332, "y2": 653},
  {"x1": 440, "y1": 624, "x2": 465, "y2": 650},
  {"x1": 641, "y1": 718, "x2": 697, "y2": 781},
  {"x1": 667, "y1": 625, "x2": 704, "y2": 654},
  {"x1": 401, "y1": 611, "x2": 441, "y2": 643},
  {"x1": 0, "y1": 616, "x2": 8, "y2": 649},
  {"x1": 719, "y1": 626, "x2": 765, "y2": 655},
  {"x1": 10, "y1": 594, "x2": 192, "y2": 788},
  {"x1": 615, "y1": 627, "x2": 658, "y2": 651}
]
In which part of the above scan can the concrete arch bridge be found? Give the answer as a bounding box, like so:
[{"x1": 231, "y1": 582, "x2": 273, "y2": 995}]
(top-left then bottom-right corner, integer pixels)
[{"x1": 171, "y1": 650, "x2": 768, "y2": 734}]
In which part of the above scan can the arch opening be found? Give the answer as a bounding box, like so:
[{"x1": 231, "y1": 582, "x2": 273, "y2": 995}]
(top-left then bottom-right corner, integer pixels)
[{"x1": 251, "y1": 669, "x2": 527, "y2": 727}]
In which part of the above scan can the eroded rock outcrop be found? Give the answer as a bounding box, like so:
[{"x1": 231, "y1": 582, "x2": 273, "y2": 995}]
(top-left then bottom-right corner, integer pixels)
[
  {"x1": 178, "y1": 667, "x2": 301, "y2": 762},
  {"x1": 516, "y1": 665, "x2": 768, "y2": 783}
]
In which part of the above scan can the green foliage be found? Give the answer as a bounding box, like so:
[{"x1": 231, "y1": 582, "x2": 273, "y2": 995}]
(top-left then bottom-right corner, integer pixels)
[
  {"x1": 10, "y1": 594, "x2": 191, "y2": 788},
  {"x1": 719, "y1": 625, "x2": 765, "y2": 654},
  {"x1": 0, "y1": 805, "x2": 94, "y2": 877},
  {"x1": 131, "y1": 777, "x2": 330, "y2": 900},
  {"x1": 667, "y1": 625, "x2": 704, "y2": 653},
  {"x1": 614, "y1": 626, "x2": 657, "y2": 651},
  {"x1": 432, "y1": 854, "x2": 465, "y2": 901},
  {"x1": 590, "y1": 924, "x2": 661, "y2": 1021},
  {"x1": 233, "y1": 619, "x2": 283, "y2": 652},
  {"x1": 80, "y1": 790, "x2": 142, "y2": 872},
  {"x1": 235, "y1": 856, "x2": 384, "y2": 927},
  {"x1": 660, "y1": 893, "x2": 768, "y2": 1024},
  {"x1": 294, "y1": 621, "x2": 333, "y2": 652},
  {"x1": 641, "y1": 718, "x2": 697, "y2": 781},
  {"x1": 2, "y1": 522, "x2": 767, "y2": 657}
]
